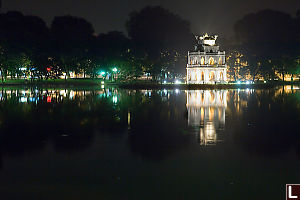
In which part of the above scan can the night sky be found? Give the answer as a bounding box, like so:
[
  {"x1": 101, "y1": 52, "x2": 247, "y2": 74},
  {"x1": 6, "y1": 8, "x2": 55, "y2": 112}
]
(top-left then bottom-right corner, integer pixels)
[{"x1": 2, "y1": 0, "x2": 300, "y2": 37}]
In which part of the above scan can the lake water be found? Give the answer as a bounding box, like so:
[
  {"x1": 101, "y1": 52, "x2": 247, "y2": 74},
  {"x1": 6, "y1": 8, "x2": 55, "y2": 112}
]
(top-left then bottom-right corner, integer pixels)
[{"x1": 0, "y1": 86, "x2": 299, "y2": 200}]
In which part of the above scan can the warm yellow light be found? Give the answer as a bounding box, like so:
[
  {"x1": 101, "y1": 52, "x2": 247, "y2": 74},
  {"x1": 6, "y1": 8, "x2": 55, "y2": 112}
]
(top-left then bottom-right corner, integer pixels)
[
  {"x1": 204, "y1": 39, "x2": 216, "y2": 46},
  {"x1": 209, "y1": 57, "x2": 215, "y2": 65}
]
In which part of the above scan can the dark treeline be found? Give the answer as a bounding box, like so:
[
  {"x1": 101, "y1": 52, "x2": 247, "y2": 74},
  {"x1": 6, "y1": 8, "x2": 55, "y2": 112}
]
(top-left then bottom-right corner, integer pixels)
[
  {"x1": 0, "y1": 6, "x2": 194, "y2": 82},
  {"x1": 228, "y1": 9, "x2": 300, "y2": 81},
  {"x1": 0, "y1": 7, "x2": 300, "y2": 82}
]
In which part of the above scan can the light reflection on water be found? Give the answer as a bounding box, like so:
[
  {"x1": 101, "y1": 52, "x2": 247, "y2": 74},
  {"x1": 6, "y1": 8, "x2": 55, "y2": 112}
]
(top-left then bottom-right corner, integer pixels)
[
  {"x1": 0, "y1": 86, "x2": 298, "y2": 148},
  {"x1": 0, "y1": 86, "x2": 300, "y2": 199},
  {"x1": 186, "y1": 90, "x2": 227, "y2": 145},
  {"x1": 0, "y1": 88, "x2": 119, "y2": 103}
]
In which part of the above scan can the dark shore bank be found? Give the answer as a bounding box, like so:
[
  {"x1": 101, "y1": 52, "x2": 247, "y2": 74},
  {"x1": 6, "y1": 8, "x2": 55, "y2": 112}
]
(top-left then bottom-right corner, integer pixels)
[
  {"x1": 0, "y1": 79, "x2": 299, "y2": 89},
  {"x1": 117, "y1": 82, "x2": 299, "y2": 90}
]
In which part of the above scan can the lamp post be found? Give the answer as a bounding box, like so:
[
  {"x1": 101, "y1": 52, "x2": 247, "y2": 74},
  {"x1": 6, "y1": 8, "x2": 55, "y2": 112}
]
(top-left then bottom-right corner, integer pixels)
[
  {"x1": 100, "y1": 71, "x2": 106, "y2": 76},
  {"x1": 99, "y1": 71, "x2": 106, "y2": 83},
  {"x1": 112, "y1": 67, "x2": 118, "y2": 82}
]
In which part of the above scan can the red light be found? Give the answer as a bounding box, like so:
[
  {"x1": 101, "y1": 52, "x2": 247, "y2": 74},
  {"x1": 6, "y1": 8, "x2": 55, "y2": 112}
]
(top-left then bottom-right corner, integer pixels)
[
  {"x1": 47, "y1": 96, "x2": 51, "y2": 103},
  {"x1": 47, "y1": 67, "x2": 51, "y2": 72}
]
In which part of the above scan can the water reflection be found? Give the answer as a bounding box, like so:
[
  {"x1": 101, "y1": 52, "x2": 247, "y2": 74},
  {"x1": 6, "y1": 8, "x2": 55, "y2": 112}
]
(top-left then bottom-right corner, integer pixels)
[
  {"x1": 0, "y1": 87, "x2": 300, "y2": 200},
  {"x1": 0, "y1": 87, "x2": 299, "y2": 161},
  {"x1": 0, "y1": 88, "x2": 122, "y2": 158},
  {"x1": 127, "y1": 89, "x2": 190, "y2": 160},
  {"x1": 0, "y1": 88, "x2": 120, "y2": 103},
  {"x1": 186, "y1": 90, "x2": 227, "y2": 145}
]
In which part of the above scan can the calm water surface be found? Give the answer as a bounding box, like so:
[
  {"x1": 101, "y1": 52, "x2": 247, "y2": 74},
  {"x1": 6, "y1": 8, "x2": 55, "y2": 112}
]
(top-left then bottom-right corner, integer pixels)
[{"x1": 0, "y1": 86, "x2": 300, "y2": 200}]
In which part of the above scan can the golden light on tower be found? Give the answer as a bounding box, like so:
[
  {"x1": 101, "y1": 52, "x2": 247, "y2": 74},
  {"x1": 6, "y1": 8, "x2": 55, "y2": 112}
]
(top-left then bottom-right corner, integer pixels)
[{"x1": 187, "y1": 33, "x2": 227, "y2": 84}]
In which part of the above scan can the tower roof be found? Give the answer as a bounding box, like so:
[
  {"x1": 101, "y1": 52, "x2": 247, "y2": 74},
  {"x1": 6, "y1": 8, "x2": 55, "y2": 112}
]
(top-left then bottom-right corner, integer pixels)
[{"x1": 195, "y1": 33, "x2": 218, "y2": 46}]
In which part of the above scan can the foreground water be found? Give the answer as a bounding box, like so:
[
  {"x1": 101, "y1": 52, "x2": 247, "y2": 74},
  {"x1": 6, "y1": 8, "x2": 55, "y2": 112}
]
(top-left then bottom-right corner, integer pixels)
[{"x1": 0, "y1": 86, "x2": 299, "y2": 200}]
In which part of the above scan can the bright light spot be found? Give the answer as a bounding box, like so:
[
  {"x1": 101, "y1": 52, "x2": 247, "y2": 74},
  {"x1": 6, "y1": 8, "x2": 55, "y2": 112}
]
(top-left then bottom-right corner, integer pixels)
[
  {"x1": 60, "y1": 90, "x2": 67, "y2": 97},
  {"x1": 163, "y1": 89, "x2": 167, "y2": 95},
  {"x1": 163, "y1": 80, "x2": 167, "y2": 84},
  {"x1": 99, "y1": 71, "x2": 106, "y2": 76},
  {"x1": 246, "y1": 81, "x2": 250, "y2": 84},
  {"x1": 101, "y1": 85, "x2": 105, "y2": 89},
  {"x1": 112, "y1": 68, "x2": 118, "y2": 72},
  {"x1": 29, "y1": 97, "x2": 36, "y2": 102},
  {"x1": 19, "y1": 67, "x2": 27, "y2": 71},
  {"x1": 113, "y1": 96, "x2": 118, "y2": 103},
  {"x1": 203, "y1": 39, "x2": 216, "y2": 46},
  {"x1": 175, "y1": 80, "x2": 181, "y2": 84},
  {"x1": 20, "y1": 97, "x2": 27, "y2": 103},
  {"x1": 264, "y1": 81, "x2": 267, "y2": 83},
  {"x1": 175, "y1": 89, "x2": 180, "y2": 94},
  {"x1": 237, "y1": 81, "x2": 241, "y2": 84},
  {"x1": 70, "y1": 91, "x2": 74, "y2": 100},
  {"x1": 101, "y1": 81, "x2": 105, "y2": 84}
]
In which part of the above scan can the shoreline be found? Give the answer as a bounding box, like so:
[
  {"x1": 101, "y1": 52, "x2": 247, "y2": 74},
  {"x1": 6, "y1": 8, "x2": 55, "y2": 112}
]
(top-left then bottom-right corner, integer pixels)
[
  {"x1": 0, "y1": 79, "x2": 299, "y2": 90},
  {"x1": 118, "y1": 83, "x2": 280, "y2": 90},
  {"x1": 116, "y1": 81, "x2": 300, "y2": 90}
]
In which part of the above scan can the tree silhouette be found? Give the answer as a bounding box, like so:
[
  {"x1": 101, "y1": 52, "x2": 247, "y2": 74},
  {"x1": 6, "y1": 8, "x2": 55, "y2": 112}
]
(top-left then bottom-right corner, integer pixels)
[
  {"x1": 233, "y1": 9, "x2": 300, "y2": 80},
  {"x1": 126, "y1": 6, "x2": 194, "y2": 79}
]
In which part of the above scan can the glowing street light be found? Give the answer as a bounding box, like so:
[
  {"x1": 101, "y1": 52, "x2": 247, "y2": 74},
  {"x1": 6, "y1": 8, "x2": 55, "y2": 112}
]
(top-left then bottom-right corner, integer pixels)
[
  {"x1": 113, "y1": 96, "x2": 118, "y2": 104},
  {"x1": 112, "y1": 67, "x2": 118, "y2": 72},
  {"x1": 175, "y1": 80, "x2": 181, "y2": 84},
  {"x1": 100, "y1": 71, "x2": 106, "y2": 76}
]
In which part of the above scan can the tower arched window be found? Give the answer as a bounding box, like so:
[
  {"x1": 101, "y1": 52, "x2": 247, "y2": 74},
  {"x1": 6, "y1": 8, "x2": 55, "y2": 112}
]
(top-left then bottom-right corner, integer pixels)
[
  {"x1": 220, "y1": 71, "x2": 224, "y2": 81},
  {"x1": 201, "y1": 57, "x2": 205, "y2": 65},
  {"x1": 209, "y1": 71, "x2": 215, "y2": 81},
  {"x1": 209, "y1": 57, "x2": 214, "y2": 65}
]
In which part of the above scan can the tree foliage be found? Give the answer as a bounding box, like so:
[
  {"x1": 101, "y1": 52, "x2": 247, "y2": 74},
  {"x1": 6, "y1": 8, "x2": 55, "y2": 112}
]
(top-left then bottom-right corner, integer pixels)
[{"x1": 232, "y1": 9, "x2": 300, "y2": 81}]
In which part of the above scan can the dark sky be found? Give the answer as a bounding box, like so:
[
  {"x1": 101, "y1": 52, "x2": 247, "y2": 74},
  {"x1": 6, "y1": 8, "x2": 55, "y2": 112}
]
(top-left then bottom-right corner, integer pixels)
[{"x1": 2, "y1": 0, "x2": 300, "y2": 37}]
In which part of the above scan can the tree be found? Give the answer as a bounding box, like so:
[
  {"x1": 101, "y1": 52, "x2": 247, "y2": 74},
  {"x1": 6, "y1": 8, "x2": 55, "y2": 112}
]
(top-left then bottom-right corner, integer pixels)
[
  {"x1": 0, "y1": 11, "x2": 49, "y2": 54},
  {"x1": 50, "y1": 15, "x2": 96, "y2": 80},
  {"x1": 51, "y1": 15, "x2": 95, "y2": 42},
  {"x1": 126, "y1": 6, "x2": 194, "y2": 79},
  {"x1": 97, "y1": 31, "x2": 130, "y2": 70},
  {"x1": 233, "y1": 9, "x2": 300, "y2": 81},
  {"x1": 234, "y1": 9, "x2": 294, "y2": 45}
]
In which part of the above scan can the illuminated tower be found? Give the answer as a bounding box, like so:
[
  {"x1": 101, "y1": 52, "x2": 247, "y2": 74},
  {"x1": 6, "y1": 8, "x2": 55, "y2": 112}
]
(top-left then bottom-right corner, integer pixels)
[{"x1": 186, "y1": 33, "x2": 227, "y2": 84}]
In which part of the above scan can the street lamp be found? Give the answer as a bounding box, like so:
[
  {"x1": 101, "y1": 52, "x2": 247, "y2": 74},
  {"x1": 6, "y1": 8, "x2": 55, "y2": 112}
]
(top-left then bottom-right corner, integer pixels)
[
  {"x1": 100, "y1": 71, "x2": 106, "y2": 76},
  {"x1": 112, "y1": 67, "x2": 118, "y2": 82}
]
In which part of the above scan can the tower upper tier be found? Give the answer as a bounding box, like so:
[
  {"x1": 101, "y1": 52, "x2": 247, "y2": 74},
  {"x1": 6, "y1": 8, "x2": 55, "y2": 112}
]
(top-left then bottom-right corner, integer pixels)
[{"x1": 194, "y1": 33, "x2": 220, "y2": 53}]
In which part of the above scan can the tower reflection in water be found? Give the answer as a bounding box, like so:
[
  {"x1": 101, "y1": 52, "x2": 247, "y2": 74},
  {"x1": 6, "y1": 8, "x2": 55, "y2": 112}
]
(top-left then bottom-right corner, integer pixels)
[{"x1": 186, "y1": 90, "x2": 227, "y2": 145}]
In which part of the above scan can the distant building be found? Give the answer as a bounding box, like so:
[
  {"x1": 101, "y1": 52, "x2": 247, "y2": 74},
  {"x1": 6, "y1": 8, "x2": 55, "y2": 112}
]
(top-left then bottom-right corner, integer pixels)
[{"x1": 186, "y1": 34, "x2": 227, "y2": 84}]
